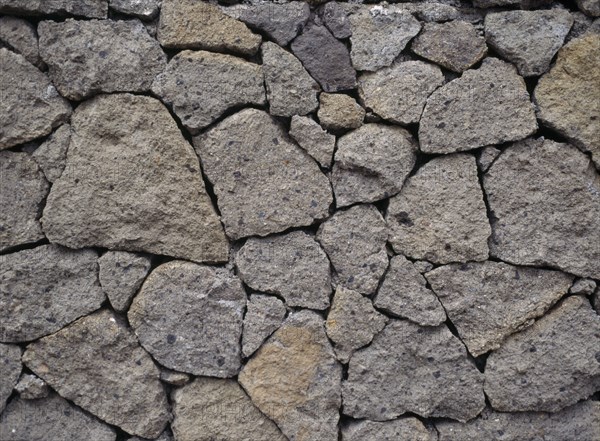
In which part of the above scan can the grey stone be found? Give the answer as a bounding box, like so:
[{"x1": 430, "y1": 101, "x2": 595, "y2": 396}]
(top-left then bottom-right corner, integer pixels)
[
  {"x1": 570, "y1": 278, "x2": 597, "y2": 295},
  {"x1": 426, "y1": 261, "x2": 574, "y2": 356},
  {"x1": 332, "y1": 124, "x2": 417, "y2": 208},
  {"x1": 0, "y1": 16, "x2": 43, "y2": 68},
  {"x1": 393, "y1": 2, "x2": 459, "y2": 23},
  {"x1": 98, "y1": 251, "x2": 152, "y2": 313},
  {"x1": 477, "y1": 146, "x2": 501, "y2": 172},
  {"x1": 262, "y1": 42, "x2": 319, "y2": 118},
  {"x1": 319, "y1": 1, "x2": 352, "y2": 39},
  {"x1": 343, "y1": 319, "x2": 485, "y2": 422},
  {"x1": 567, "y1": 11, "x2": 594, "y2": 42},
  {"x1": 0, "y1": 0, "x2": 108, "y2": 18},
  {"x1": 289, "y1": 115, "x2": 336, "y2": 168},
  {"x1": 172, "y1": 378, "x2": 286, "y2": 441},
  {"x1": 420, "y1": 58, "x2": 537, "y2": 154},
  {"x1": 472, "y1": 0, "x2": 519, "y2": 6},
  {"x1": 0, "y1": 244, "x2": 104, "y2": 343},
  {"x1": 413, "y1": 260, "x2": 434, "y2": 274},
  {"x1": 128, "y1": 432, "x2": 172, "y2": 441},
  {"x1": 38, "y1": 19, "x2": 166, "y2": 101},
  {"x1": 387, "y1": 154, "x2": 491, "y2": 264},
  {"x1": 239, "y1": 310, "x2": 342, "y2": 441},
  {"x1": 152, "y1": 50, "x2": 265, "y2": 134},
  {"x1": 594, "y1": 288, "x2": 600, "y2": 313},
  {"x1": 318, "y1": 93, "x2": 365, "y2": 131},
  {"x1": 160, "y1": 369, "x2": 190, "y2": 387},
  {"x1": 0, "y1": 151, "x2": 48, "y2": 251},
  {"x1": 194, "y1": 108, "x2": 333, "y2": 239},
  {"x1": 375, "y1": 255, "x2": 446, "y2": 326},
  {"x1": 23, "y1": 309, "x2": 170, "y2": 438},
  {"x1": 485, "y1": 296, "x2": 600, "y2": 412},
  {"x1": 0, "y1": 49, "x2": 71, "y2": 150},
  {"x1": 242, "y1": 294, "x2": 286, "y2": 358},
  {"x1": 42, "y1": 94, "x2": 228, "y2": 264},
  {"x1": 484, "y1": 138, "x2": 600, "y2": 279},
  {"x1": 577, "y1": 0, "x2": 600, "y2": 17},
  {"x1": 109, "y1": 0, "x2": 160, "y2": 19},
  {"x1": 317, "y1": 204, "x2": 388, "y2": 295},
  {"x1": 343, "y1": 417, "x2": 435, "y2": 441},
  {"x1": 15, "y1": 374, "x2": 48, "y2": 400},
  {"x1": 32, "y1": 124, "x2": 70, "y2": 182},
  {"x1": 0, "y1": 344, "x2": 21, "y2": 413}
]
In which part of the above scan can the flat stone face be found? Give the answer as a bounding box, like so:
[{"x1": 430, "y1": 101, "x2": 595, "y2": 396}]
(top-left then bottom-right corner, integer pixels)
[
  {"x1": 42, "y1": 93, "x2": 228, "y2": 263},
  {"x1": 318, "y1": 93, "x2": 365, "y2": 131},
  {"x1": 343, "y1": 320, "x2": 485, "y2": 422},
  {"x1": 23, "y1": 310, "x2": 170, "y2": 439},
  {"x1": 98, "y1": 251, "x2": 152, "y2": 312},
  {"x1": 419, "y1": 58, "x2": 537, "y2": 154},
  {"x1": 152, "y1": 50, "x2": 265, "y2": 134},
  {"x1": 319, "y1": 1, "x2": 352, "y2": 39},
  {"x1": 343, "y1": 417, "x2": 435, "y2": 441},
  {"x1": 289, "y1": 115, "x2": 336, "y2": 168},
  {"x1": 332, "y1": 124, "x2": 417, "y2": 207},
  {"x1": 0, "y1": 16, "x2": 43, "y2": 68},
  {"x1": 242, "y1": 294, "x2": 286, "y2": 358},
  {"x1": 483, "y1": 138, "x2": 600, "y2": 279},
  {"x1": 387, "y1": 154, "x2": 491, "y2": 264},
  {"x1": 128, "y1": 261, "x2": 246, "y2": 377},
  {"x1": 0, "y1": 245, "x2": 104, "y2": 343},
  {"x1": 109, "y1": 0, "x2": 160, "y2": 19},
  {"x1": 0, "y1": 344, "x2": 21, "y2": 413},
  {"x1": 426, "y1": 261, "x2": 574, "y2": 356},
  {"x1": 317, "y1": 204, "x2": 388, "y2": 295},
  {"x1": 32, "y1": 124, "x2": 70, "y2": 182},
  {"x1": 239, "y1": 310, "x2": 342, "y2": 441},
  {"x1": 0, "y1": 0, "x2": 108, "y2": 18},
  {"x1": 194, "y1": 109, "x2": 333, "y2": 240},
  {"x1": 485, "y1": 296, "x2": 600, "y2": 412},
  {"x1": 172, "y1": 378, "x2": 286, "y2": 441}
]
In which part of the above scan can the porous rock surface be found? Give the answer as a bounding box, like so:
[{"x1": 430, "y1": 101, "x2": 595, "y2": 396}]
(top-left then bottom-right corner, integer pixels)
[
  {"x1": 241, "y1": 294, "x2": 287, "y2": 358},
  {"x1": 0, "y1": 344, "x2": 21, "y2": 413}
]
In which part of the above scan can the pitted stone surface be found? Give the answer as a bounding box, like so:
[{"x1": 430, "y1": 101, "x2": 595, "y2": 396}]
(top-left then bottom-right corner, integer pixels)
[
  {"x1": 15, "y1": 374, "x2": 49, "y2": 400},
  {"x1": 318, "y1": 93, "x2": 365, "y2": 131},
  {"x1": 319, "y1": 1, "x2": 352, "y2": 39},
  {"x1": 0, "y1": 16, "x2": 43, "y2": 68},
  {"x1": 0, "y1": 344, "x2": 21, "y2": 413},
  {"x1": 0, "y1": 0, "x2": 108, "y2": 18},
  {"x1": 32, "y1": 124, "x2": 70, "y2": 182},
  {"x1": 242, "y1": 294, "x2": 286, "y2": 358},
  {"x1": 109, "y1": 0, "x2": 160, "y2": 19},
  {"x1": 342, "y1": 418, "x2": 435, "y2": 441},
  {"x1": 98, "y1": 251, "x2": 152, "y2": 312},
  {"x1": 289, "y1": 115, "x2": 336, "y2": 168}
]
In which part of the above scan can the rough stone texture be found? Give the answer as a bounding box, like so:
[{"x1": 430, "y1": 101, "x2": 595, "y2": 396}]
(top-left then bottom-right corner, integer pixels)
[
  {"x1": 109, "y1": 0, "x2": 160, "y2": 19},
  {"x1": 242, "y1": 294, "x2": 286, "y2": 358},
  {"x1": 0, "y1": 151, "x2": 48, "y2": 251},
  {"x1": 570, "y1": 278, "x2": 597, "y2": 295},
  {"x1": 42, "y1": 94, "x2": 229, "y2": 263},
  {"x1": 128, "y1": 433, "x2": 172, "y2": 441},
  {"x1": 477, "y1": 146, "x2": 501, "y2": 172},
  {"x1": 567, "y1": 11, "x2": 594, "y2": 42},
  {"x1": 239, "y1": 310, "x2": 342, "y2": 441},
  {"x1": 128, "y1": 261, "x2": 246, "y2": 377},
  {"x1": 160, "y1": 369, "x2": 190, "y2": 387},
  {"x1": 411, "y1": 21, "x2": 487, "y2": 73},
  {"x1": 393, "y1": 3, "x2": 459, "y2": 23},
  {"x1": 0, "y1": 344, "x2": 21, "y2": 413},
  {"x1": 387, "y1": 154, "x2": 491, "y2": 264},
  {"x1": 419, "y1": 58, "x2": 537, "y2": 154},
  {"x1": 98, "y1": 251, "x2": 152, "y2": 313},
  {"x1": 484, "y1": 138, "x2": 600, "y2": 279},
  {"x1": 172, "y1": 378, "x2": 286, "y2": 441},
  {"x1": 576, "y1": 0, "x2": 600, "y2": 17},
  {"x1": 23, "y1": 310, "x2": 170, "y2": 438},
  {"x1": 0, "y1": 0, "x2": 108, "y2": 18},
  {"x1": 326, "y1": 287, "x2": 388, "y2": 363},
  {"x1": 343, "y1": 320, "x2": 485, "y2": 422},
  {"x1": 32, "y1": 124, "x2": 70, "y2": 183},
  {"x1": 0, "y1": 49, "x2": 71, "y2": 150},
  {"x1": 157, "y1": 0, "x2": 261, "y2": 55},
  {"x1": 289, "y1": 115, "x2": 336, "y2": 168},
  {"x1": 0, "y1": 245, "x2": 104, "y2": 343},
  {"x1": 194, "y1": 109, "x2": 333, "y2": 239},
  {"x1": 262, "y1": 42, "x2": 319, "y2": 118},
  {"x1": 317, "y1": 204, "x2": 388, "y2": 295},
  {"x1": 0, "y1": 16, "x2": 43, "y2": 68},
  {"x1": 426, "y1": 261, "x2": 574, "y2": 356},
  {"x1": 38, "y1": 19, "x2": 166, "y2": 101},
  {"x1": 318, "y1": 93, "x2": 365, "y2": 131},
  {"x1": 343, "y1": 417, "x2": 435, "y2": 441},
  {"x1": 319, "y1": 1, "x2": 352, "y2": 39},
  {"x1": 15, "y1": 374, "x2": 49, "y2": 400},
  {"x1": 375, "y1": 255, "x2": 445, "y2": 326},
  {"x1": 485, "y1": 10, "x2": 573, "y2": 77},
  {"x1": 485, "y1": 296, "x2": 600, "y2": 412},
  {"x1": 152, "y1": 50, "x2": 265, "y2": 134}
]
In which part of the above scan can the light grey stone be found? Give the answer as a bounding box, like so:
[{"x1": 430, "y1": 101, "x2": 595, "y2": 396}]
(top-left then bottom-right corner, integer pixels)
[
  {"x1": 319, "y1": 1, "x2": 352, "y2": 39},
  {"x1": 413, "y1": 260, "x2": 434, "y2": 274},
  {"x1": 570, "y1": 278, "x2": 597, "y2": 295},
  {"x1": 15, "y1": 374, "x2": 48, "y2": 400},
  {"x1": 0, "y1": 16, "x2": 43, "y2": 68},
  {"x1": 0, "y1": 344, "x2": 21, "y2": 413},
  {"x1": 318, "y1": 93, "x2": 365, "y2": 131},
  {"x1": 289, "y1": 115, "x2": 336, "y2": 168},
  {"x1": 477, "y1": 146, "x2": 501, "y2": 172},
  {"x1": 0, "y1": 0, "x2": 108, "y2": 18},
  {"x1": 343, "y1": 417, "x2": 435, "y2": 441},
  {"x1": 160, "y1": 369, "x2": 191, "y2": 387},
  {"x1": 393, "y1": 2, "x2": 459, "y2": 23},
  {"x1": 577, "y1": 0, "x2": 600, "y2": 17},
  {"x1": 32, "y1": 124, "x2": 70, "y2": 182},
  {"x1": 242, "y1": 294, "x2": 286, "y2": 358},
  {"x1": 109, "y1": 0, "x2": 160, "y2": 19}
]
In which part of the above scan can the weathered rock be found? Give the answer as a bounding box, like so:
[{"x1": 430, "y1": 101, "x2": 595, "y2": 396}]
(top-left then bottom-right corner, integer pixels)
[
  {"x1": 472, "y1": 0, "x2": 519, "y2": 6},
  {"x1": 393, "y1": 2, "x2": 459, "y2": 23},
  {"x1": 42, "y1": 93, "x2": 229, "y2": 263},
  {"x1": 318, "y1": 93, "x2": 365, "y2": 131},
  {"x1": 577, "y1": 0, "x2": 600, "y2": 17},
  {"x1": 15, "y1": 374, "x2": 49, "y2": 400},
  {"x1": 413, "y1": 260, "x2": 434, "y2": 274},
  {"x1": 172, "y1": 378, "x2": 286, "y2": 441},
  {"x1": 160, "y1": 369, "x2": 190, "y2": 387},
  {"x1": 319, "y1": 1, "x2": 352, "y2": 39},
  {"x1": 477, "y1": 146, "x2": 501, "y2": 172},
  {"x1": 31, "y1": 124, "x2": 70, "y2": 182},
  {"x1": 332, "y1": 124, "x2": 417, "y2": 207},
  {"x1": 289, "y1": 115, "x2": 336, "y2": 168},
  {"x1": 343, "y1": 319, "x2": 485, "y2": 422},
  {"x1": 594, "y1": 288, "x2": 600, "y2": 313},
  {"x1": 567, "y1": 11, "x2": 595, "y2": 42},
  {"x1": 484, "y1": 138, "x2": 600, "y2": 279},
  {"x1": 0, "y1": 49, "x2": 71, "y2": 150},
  {"x1": 38, "y1": 19, "x2": 166, "y2": 101},
  {"x1": 98, "y1": 251, "x2": 152, "y2": 312},
  {"x1": 570, "y1": 278, "x2": 597, "y2": 295},
  {"x1": 343, "y1": 417, "x2": 435, "y2": 441},
  {"x1": 387, "y1": 154, "x2": 491, "y2": 264},
  {"x1": 485, "y1": 296, "x2": 600, "y2": 412},
  {"x1": 194, "y1": 108, "x2": 333, "y2": 239},
  {"x1": 109, "y1": 0, "x2": 160, "y2": 19},
  {"x1": 0, "y1": 0, "x2": 108, "y2": 18},
  {"x1": 419, "y1": 58, "x2": 537, "y2": 154},
  {"x1": 129, "y1": 261, "x2": 246, "y2": 377},
  {"x1": 239, "y1": 310, "x2": 342, "y2": 441},
  {"x1": 0, "y1": 344, "x2": 21, "y2": 413},
  {"x1": 262, "y1": 42, "x2": 319, "y2": 117},
  {"x1": 317, "y1": 204, "x2": 388, "y2": 295},
  {"x1": 128, "y1": 432, "x2": 172, "y2": 441},
  {"x1": 242, "y1": 294, "x2": 286, "y2": 358},
  {"x1": 0, "y1": 16, "x2": 43, "y2": 68}
]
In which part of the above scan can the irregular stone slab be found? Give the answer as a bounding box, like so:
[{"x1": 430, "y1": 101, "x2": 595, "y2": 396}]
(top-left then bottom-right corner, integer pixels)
[
  {"x1": 484, "y1": 138, "x2": 600, "y2": 279},
  {"x1": 262, "y1": 42, "x2": 319, "y2": 118},
  {"x1": 343, "y1": 320, "x2": 485, "y2": 422},
  {"x1": 419, "y1": 58, "x2": 537, "y2": 154},
  {"x1": 172, "y1": 378, "x2": 286, "y2": 441},
  {"x1": 15, "y1": 374, "x2": 48, "y2": 400},
  {"x1": 289, "y1": 115, "x2": 336, "y2": 168},
  {"x1": 32, "y1": 124, "x2": 70, "y2": 182},
  {"x1": 194, "y1": 108, "x2": 333, "y2": 239},
  {"x1": 42, "y1": 93, "x2": 228, "y2": 263},
  {"x1": 393, "y1": 2, "x2": 458, "y2": 23},
  {"x1": 375, "y1": 255, "x2": 445, "y2": 326},
  {"x1": 0, "y1": 16, "x2": 43, "y2": 68},
  {"x1": 326, "y1": 287, "x2": 387, "y2": 363},
  {"x1": 109, "y1": 0, "x2": 160, "y2": 19},
  {"x1": 0, "y1": 49, "x2": 71, "y2": 150},
  {"x1": 0, "y1": 151, "x2": 48, "y2": 251},
  {"x1": 485, "y1": 296, "x2": 600, "y2": 412},
  {"x1": 332, "y1": 124, "x2": 417, "y2": 207},
  {"x1": 0, "y1": 344, "x2": 21, "y2": 413},
  {"x1": 239, "y1": 310, "x2": 342, "y2": 441},
  {"x1": 319, "y1": 1, "x2": 352, "y2": 39},
  {"x1": 158, "y1": 0, "x2": 260, "y2": 55},
  {"x1": 242, "y1": 294, "x2": 286, "y2": 358},
  {"x1": 387, "y1": 154, "x2": 491, "y2": 264},
  {"x1": 317, "y1": 204, "x2": 388, "y2": 295},
  {"x1": 576, "y1": 0, "x2": 600, "y2": 17},
  {"x1": 477, "y1": 146, "x2": 501, "y2": 173},
  {"x1": 570, "y1": 278, "x2": 597, "y2": 295},
  {"x1": 0, "y1": 0, "x2": 108, "y2": 18},
  {"x1": 343, "y1": 417, "x2": 435, "y2": 441},
  {"x1": 129, "y1": 261, "x2": 246, "y2": 377},
  {"x1": 0, "y1": 245, "x2": 104, "y2": 342},
  {"x1": 98, "y1": 251, "x2": 152, "y2": 312},
  {"x1": 426, "y1": 261, "x2": 574, "y2": 356},
  {"x1": 318, "y1": 93, "x2": 364, "y2": 131},
  {"x1": 160, "y1": 369, "x2": 190, "y2": 387}
]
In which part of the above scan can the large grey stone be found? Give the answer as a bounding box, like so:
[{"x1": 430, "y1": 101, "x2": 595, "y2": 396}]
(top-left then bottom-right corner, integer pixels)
[
  {"x1": 109, "y1": 0, "x2": 160, "y2": 19},
  {"x1": 0, "y1": 344, "x2": 21, "y2": 413},
  {"x1": 318, "y1": 93, "x2": 365, "y2": 131},
  {"x1": 0, "y1": 0, "x2": 108, "y2": 18},
  {"x1": 0, "y1": 16, "x2": 43, "y2": 68},
  {"x1": 242, "y1": 294, "x2": 286, "y2": 358},
  {"x1": 289, "y1": 115, "x2": 336, "y2": 168},
  {"x1": 343, "y1": 418, "x2": 435, "y2": 441},
  {"x1": 32, "y1": 124, "x2": 70, "y2": 182},
  {"x1": 98, "y1": 251, "x2": 152, "y2": 312}
]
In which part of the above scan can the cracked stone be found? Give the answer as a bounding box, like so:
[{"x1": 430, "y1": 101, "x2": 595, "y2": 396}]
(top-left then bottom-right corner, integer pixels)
[
  {"x1": 128, "y1": 432, "x2": 172, "y2": 441},
  {"x1": 15, "y1": 374, "x2": 49, "y2": 400},
  {"x1": 289, "y1": 115, "x2": 336, "y2": 168},
  {"x1": 0, "y1": 344, "x2": 21, "y2": 413},
  {"x1": 319, "y1": 1, "x2": 352, "y2": 39},
  {"x1": 31, "y1": 124, "x2": 70, "y2": 183},
  {"x1": 0, "y1": 0, "x2": 108, "y2": 18},
  {"x1": 342, "y1": 417, "x2": 435, "y2": 441},
  {"x1": 242, "y1": 294, "x2": 287, "y2": 358},
  {"x1": 576, "y1": 0, "x2": 600, "y2": 17},
  {"x1": 570, "y1": 278, "x2": 597, "y2": 295},
  {"x1": 0, "y1": 16, "x2": 43, "y2": 68},
  {"x1": 393, "y1": 2, "x2": 458, "y2": 23},
  {"x1": 477, "y1": 146, "x2": 501, "y2": 173},
  {"x1": 318, "y1": 93, "x2": 365, "y2": 131},
  {"x1": 109, "y1": 0, "x2": 160, "y2": 19}
]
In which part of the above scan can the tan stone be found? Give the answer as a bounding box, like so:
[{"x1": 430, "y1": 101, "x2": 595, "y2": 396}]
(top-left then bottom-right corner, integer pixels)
[{"x1": 318, "y1": 93, "x2": 365, "y2": 131}]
